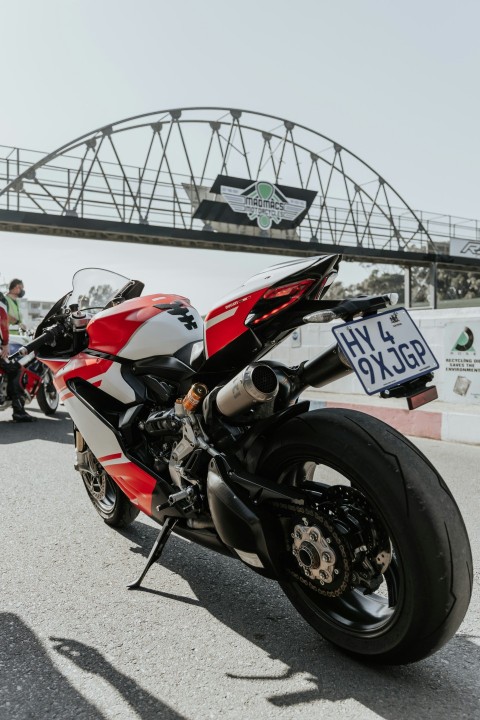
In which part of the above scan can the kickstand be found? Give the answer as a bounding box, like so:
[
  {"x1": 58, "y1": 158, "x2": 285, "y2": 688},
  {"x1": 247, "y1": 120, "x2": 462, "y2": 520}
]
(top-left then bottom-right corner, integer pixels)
[{"x1": 127, "y1": 516, "x2": 179, "y2": 590}]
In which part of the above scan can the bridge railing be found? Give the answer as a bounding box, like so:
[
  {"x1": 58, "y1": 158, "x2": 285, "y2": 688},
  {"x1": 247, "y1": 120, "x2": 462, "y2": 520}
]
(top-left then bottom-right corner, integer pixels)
[{"x1": 0, "y1": 144, "x2": 478, "y2": 254}]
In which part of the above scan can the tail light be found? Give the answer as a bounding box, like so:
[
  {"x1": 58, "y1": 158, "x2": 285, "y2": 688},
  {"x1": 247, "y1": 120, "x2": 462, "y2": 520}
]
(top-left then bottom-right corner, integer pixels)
[
  {"x1": 248, "y1": 278, "x2": 316, "y2": 325},
  {"x1": 312, "y1": 270, "x2": 338, "y2": 299}
]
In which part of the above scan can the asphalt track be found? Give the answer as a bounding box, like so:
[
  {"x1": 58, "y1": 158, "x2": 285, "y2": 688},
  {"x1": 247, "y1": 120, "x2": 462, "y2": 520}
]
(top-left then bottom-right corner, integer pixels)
[{"x1": 0, "y1": 403, "x2": 479, "y2": 720}]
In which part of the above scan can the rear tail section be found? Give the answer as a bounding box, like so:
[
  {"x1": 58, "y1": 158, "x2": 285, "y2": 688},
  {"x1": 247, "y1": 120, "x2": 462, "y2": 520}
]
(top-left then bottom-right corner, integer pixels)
[{"x1": 202, "y1": 254, "x2": 341, "y2": 368}]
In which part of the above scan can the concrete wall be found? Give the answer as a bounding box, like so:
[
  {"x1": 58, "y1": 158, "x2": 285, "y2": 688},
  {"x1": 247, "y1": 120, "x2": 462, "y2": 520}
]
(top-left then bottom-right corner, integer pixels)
[{"x1": 267, "y1": 307, "x2": 480, "y2": 406}]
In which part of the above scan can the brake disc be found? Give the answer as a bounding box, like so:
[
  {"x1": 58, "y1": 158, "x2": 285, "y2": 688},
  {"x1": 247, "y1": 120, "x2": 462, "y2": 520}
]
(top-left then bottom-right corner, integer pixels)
[{"x1": 272, "y1": 485, "x2": 392, "y2": 598}]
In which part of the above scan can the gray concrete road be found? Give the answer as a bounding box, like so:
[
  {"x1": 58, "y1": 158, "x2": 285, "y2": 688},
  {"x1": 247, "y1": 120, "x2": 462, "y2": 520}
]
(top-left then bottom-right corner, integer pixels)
[{"x1": 0, "y1": 403, "x2": 479, "y2": 720}]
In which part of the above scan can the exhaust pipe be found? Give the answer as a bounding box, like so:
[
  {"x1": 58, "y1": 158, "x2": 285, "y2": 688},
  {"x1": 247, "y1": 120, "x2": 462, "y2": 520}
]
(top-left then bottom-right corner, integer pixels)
[{"x1": 216, "y1": 363, "x2": 278, "y2": 417}]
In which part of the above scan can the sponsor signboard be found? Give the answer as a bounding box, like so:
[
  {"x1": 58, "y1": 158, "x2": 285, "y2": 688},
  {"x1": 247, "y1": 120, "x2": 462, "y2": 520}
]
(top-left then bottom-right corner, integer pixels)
[
  {"x1": 193, "y1": 175, "x2": 316, "y2": 230},
  {"x1": 444, "y1": 322, "x2": 480, "y2": 400},
  {"x1": 220, "y1": 180, "x2": 306, "y2": 230},
  {"x1": 450, "y1": 238, "x2": 480, "y2": 259}
]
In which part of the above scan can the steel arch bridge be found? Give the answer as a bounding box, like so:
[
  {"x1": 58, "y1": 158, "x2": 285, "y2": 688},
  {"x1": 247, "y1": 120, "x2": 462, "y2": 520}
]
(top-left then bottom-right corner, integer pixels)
[{"x1": 0, "y1": 107, "x2": 475, "y2": 272}]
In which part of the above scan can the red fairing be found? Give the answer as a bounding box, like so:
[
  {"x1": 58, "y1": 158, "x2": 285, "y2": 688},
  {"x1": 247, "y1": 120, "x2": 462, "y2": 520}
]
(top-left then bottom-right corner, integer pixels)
[
  {"x1": 204, "y1": 287, "x2": 266, "y2": 358},
  {"x1": 40, "y1": 359, "x2": 69, "y2": 375},
  {"x1": 50, "y1": 353, "x2": 113, "y2": 397},
  {"x1": 98, "y1": 459, "x2": 156, "y2": 516},
  {"x1": 22, "y1": 367, "x2": 42, "y2": 396},
  {"x1": 87, "y1": 293, "x2": 188, "y2": 355},
  {"x1": 0, "y1": 295, "x2": 9, "y2": 345}
]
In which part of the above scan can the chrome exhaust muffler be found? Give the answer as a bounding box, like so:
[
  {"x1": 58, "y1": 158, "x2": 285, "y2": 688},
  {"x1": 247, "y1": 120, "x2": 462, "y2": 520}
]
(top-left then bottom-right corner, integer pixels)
[{"x1": 215, "y1": 363, "x2": 278, "y2": 417}]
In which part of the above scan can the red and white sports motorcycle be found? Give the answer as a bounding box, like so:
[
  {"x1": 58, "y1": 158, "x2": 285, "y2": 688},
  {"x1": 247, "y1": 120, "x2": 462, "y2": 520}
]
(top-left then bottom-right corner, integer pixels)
[{"x1": 30, "y1": 256, "x2": 472, "y2": 664}]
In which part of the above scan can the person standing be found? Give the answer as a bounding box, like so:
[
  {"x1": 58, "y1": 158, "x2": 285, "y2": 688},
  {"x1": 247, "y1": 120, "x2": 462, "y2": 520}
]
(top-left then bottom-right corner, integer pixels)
[
  {"x1": 6, "y1": 278, "x2": 27, "y2": 335},
  {"x1": 0, "y1": 290, "x2": 35, "y2": 422}
]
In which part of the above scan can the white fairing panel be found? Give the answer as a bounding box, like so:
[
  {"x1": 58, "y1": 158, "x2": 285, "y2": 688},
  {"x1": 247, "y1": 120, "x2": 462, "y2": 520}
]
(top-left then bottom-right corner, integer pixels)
[
  {"x1": 64, "y1": 395, "x2": 123, "y2": 460},
  {"x1": 118, "y1": 307, "x2": 204, "y2": 360},
  {"x1": 98, "y1": 362, "x2": 137, "y2": 404},
  {"x1": 208, "y1": 256, "x2": 332, "y2": 311}
]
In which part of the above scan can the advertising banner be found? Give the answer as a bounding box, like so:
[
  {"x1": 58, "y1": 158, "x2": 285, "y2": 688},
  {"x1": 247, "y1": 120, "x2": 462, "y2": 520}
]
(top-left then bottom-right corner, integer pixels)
[
  {"x1": 444, "y1": 322, "x2": 480, "y2": 401},
  {"x1": 450, "y1": 238, "x2": 480, "y2": 259},
  {"x1": 193, "y1": 175, "x2": 317, "y2": 230}
]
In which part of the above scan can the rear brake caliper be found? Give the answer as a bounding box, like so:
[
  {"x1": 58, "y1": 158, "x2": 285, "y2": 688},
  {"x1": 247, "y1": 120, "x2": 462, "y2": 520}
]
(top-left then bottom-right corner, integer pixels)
[{"x1": 325, "y1": 485, "x2": 392, "y2": 592}]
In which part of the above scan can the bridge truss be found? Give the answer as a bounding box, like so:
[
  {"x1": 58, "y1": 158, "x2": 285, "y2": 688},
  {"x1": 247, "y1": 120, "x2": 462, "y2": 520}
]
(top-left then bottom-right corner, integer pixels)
[{"x1": 0, "y1": 108, "x2": 478, "y2": 277}]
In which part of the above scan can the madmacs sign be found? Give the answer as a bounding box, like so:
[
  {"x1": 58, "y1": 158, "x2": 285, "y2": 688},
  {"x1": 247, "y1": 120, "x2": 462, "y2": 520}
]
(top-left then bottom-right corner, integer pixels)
[
  {"x1": 220, "y1": 180, "x2": 306, "y2": 230},
  {"x1": 193, "y1": 175, "x2": 317, "y2": 231}
]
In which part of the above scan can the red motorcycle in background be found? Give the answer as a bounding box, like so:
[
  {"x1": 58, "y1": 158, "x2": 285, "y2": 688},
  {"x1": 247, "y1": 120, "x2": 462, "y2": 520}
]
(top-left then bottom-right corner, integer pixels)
[
  {"x1": 0, "y1": 335, "x2": 59, "y2": 416},
  {"x1": 23, "y1": 256, "x2": 472, "y2": 664}
]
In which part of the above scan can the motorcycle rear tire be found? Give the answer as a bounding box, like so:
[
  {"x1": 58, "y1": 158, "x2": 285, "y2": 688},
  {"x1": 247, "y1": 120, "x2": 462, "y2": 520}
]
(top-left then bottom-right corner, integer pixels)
[{"x1": 257, "y1": 408, "x2": 472, "y2": 664}]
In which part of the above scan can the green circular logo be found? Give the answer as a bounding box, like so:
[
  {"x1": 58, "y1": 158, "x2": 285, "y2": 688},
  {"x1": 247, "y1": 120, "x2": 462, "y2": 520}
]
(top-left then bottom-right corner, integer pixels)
[{"x1": 256, "y1": 182, "x2": 274, "y2": 201}]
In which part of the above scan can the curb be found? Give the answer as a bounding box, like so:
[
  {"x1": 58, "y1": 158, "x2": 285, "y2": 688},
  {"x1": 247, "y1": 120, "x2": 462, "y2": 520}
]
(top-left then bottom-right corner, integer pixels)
[{"x1": 302, "y1": 393, "x2": 480, "y2": 445}]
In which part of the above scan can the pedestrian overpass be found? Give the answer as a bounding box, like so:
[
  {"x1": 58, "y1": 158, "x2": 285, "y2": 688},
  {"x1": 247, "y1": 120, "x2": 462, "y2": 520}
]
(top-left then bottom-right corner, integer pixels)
[{"x1": 0, "y1": 108, "x2": 478, "y2": 306}]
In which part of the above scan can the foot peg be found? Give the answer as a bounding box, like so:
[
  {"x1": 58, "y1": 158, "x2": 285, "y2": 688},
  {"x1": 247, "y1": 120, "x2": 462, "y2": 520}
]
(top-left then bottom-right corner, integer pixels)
[
  {"x1": 127, "y1": 516, "x2": 178, "y2": 590},
  {"x1": 156, "y1": 486, "x2": 196, "y2": 512}
]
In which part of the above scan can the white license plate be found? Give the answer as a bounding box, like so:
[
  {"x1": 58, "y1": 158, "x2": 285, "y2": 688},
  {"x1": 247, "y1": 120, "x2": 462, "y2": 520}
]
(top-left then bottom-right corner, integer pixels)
[{"x1": 332, "y1": 308, "x2": 439, "y2": 395}]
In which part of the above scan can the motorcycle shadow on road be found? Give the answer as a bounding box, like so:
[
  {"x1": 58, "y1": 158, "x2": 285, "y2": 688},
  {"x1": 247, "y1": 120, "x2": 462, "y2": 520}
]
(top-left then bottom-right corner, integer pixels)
[
  {"x1": 122, "y1": 521, "x2": 480, "y2": 720},
  {"x1": 0, "y1": 408, "x2": 73, "y2": 445}
]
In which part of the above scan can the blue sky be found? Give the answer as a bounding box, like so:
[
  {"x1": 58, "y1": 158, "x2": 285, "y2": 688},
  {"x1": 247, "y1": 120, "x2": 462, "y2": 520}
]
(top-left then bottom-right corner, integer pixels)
[{"x1": 0, "y1": 0, "x2": 478, "y2": 310}]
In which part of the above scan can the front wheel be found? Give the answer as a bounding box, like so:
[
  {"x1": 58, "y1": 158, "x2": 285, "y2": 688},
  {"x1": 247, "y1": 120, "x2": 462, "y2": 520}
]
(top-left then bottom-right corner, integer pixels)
[
  {"x1": 80, "y1": 449, "x2": 139, "y2": 528},
  {"x1": 36, "y1": 370, "x2": 59, "y2": 415},
  {"x1": 257, "y1": 409, "x2": 472, "y2": 664}
]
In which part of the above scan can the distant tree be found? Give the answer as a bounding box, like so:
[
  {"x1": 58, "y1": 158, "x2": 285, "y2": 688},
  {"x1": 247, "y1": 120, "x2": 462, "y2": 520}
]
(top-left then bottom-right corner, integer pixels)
[
  {"x1": 346, "y1": 268, "x2": 404, "y2": 302},
  {"x1": 325, "y1": 281, "x2": 347, "y2": 300},
  {"x1": 78, "y1": 284, "x2": 115, "y2": 309},
  {"x1": 326, "y1": 269, "x2": 404, "y2": 303},
  {"x1": 436, "y1": 269, "x2": 480, "y2": 301},
  {"x1": 326, "y1": 266, "x2": 480, "y2": 306},
  {"x1": 410, "y1": 267, "x2": 480, "y2": 304}
]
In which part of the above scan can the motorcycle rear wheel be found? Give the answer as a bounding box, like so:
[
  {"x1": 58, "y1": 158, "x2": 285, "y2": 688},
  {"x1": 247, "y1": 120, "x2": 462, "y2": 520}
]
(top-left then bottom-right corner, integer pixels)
[{"x1": 258, "y1": 408, "x2": 472, "y2": 664}]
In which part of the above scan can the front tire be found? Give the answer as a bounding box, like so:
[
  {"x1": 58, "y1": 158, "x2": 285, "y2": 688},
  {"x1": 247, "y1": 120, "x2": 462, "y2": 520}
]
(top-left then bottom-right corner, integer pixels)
[
  {"x1": 80, "y1": 450, "x2": 139, "y2": 528},
  {"x1": 37, "y1": 371, "x2": 59, "y2": 416},
  {"x1": 257, "y1": 409, "x2": 472, "y2": 664}
]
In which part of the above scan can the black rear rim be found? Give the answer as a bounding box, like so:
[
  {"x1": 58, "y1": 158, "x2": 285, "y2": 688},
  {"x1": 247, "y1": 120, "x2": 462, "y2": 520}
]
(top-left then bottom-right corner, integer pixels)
[{"x1": 277, "y1": 456, "x2": 403, "y2": 637}]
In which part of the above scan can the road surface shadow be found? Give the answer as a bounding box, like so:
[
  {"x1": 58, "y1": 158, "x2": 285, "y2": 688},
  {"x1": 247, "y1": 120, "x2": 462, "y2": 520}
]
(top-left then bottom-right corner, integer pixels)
[
  {"x1": 50, "y1": 637, "x2": 187, "y2": 720},
  {"x1": 0, "y1": 613, "x2": 186, "y2": 720},
  {"x1": 123, "y1": 521, "x2": 480, "y2": 720},
  {"x1": 0, "y1": 612, "x2": 104, "y2": 720},
  {"x1": 0, "y1": 408, "x2": 73, "y2": 445}
]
